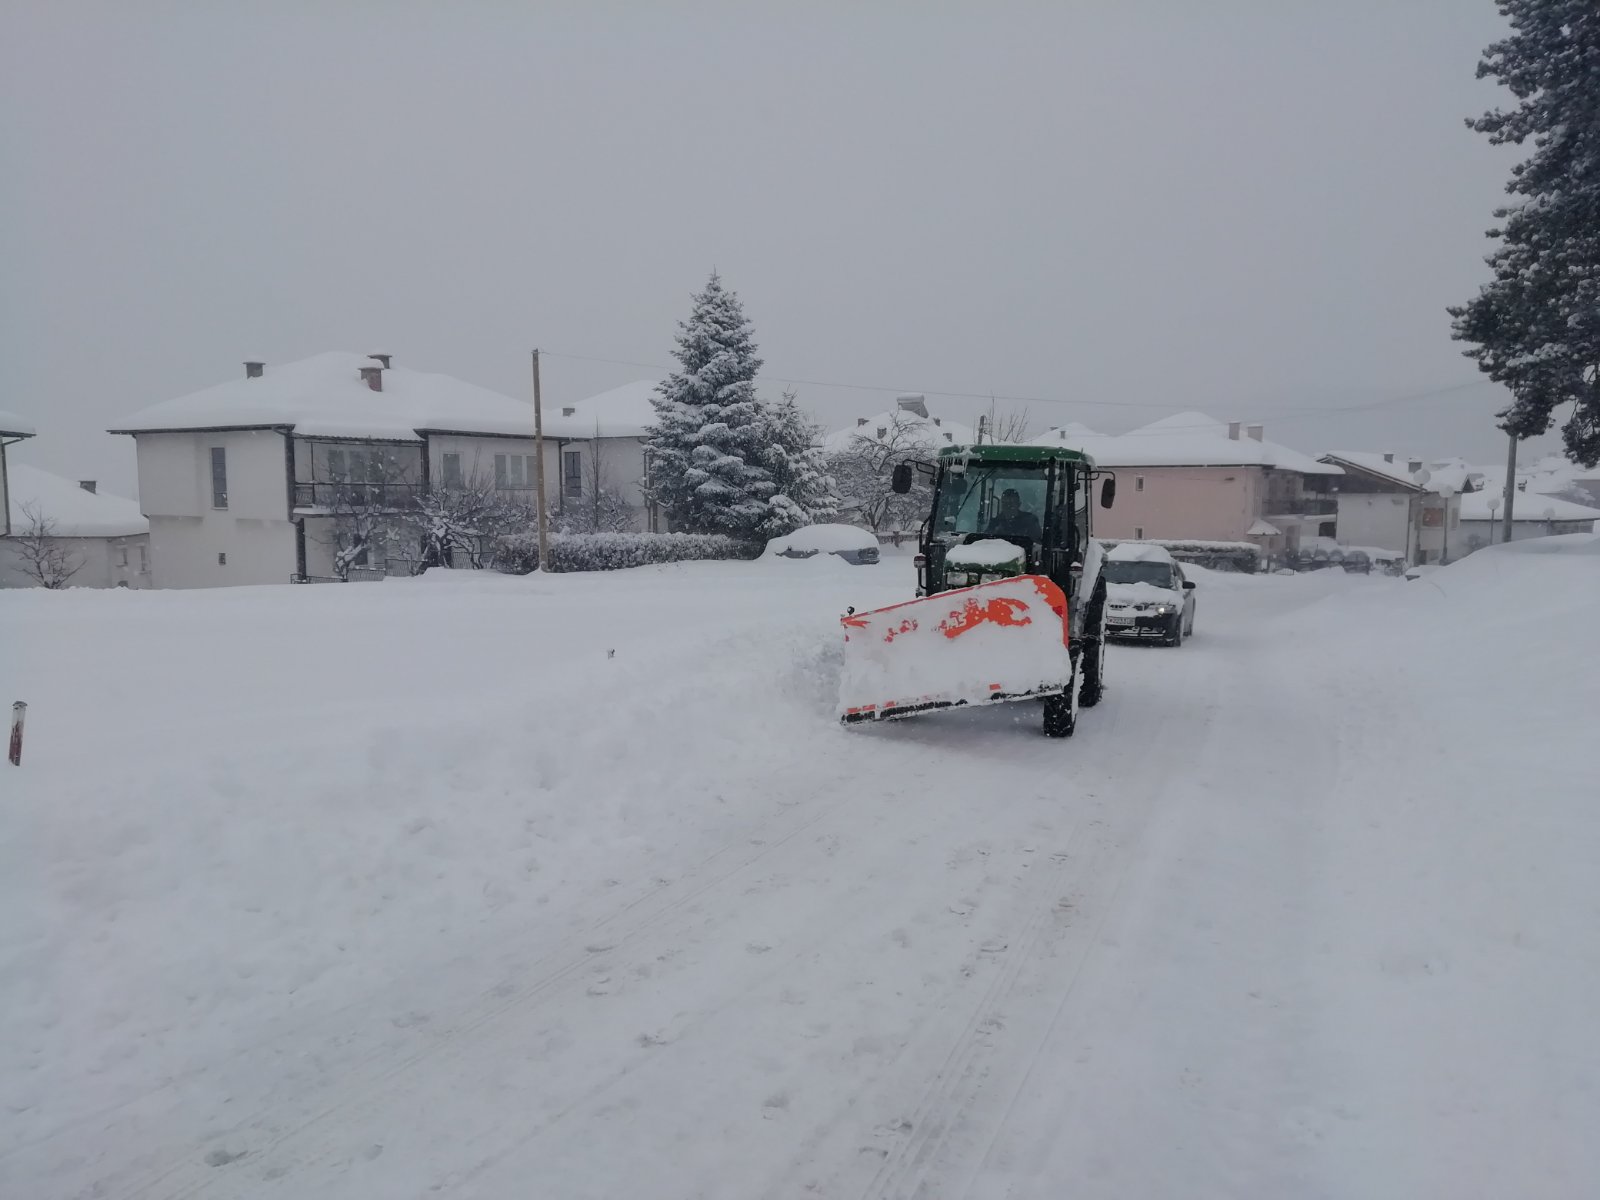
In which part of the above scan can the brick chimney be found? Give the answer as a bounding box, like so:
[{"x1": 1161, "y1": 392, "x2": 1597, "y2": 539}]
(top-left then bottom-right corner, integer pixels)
[
  {"x1": 244, "y1": 361, "x2": 264, "y2": 379},
  {"x1": 1408, "y1": 459, "x2": 1423, "y2": 474},
  {"x1": 856, "y1": 417, "x2": 868, "y2": 426},
  {"x1": 896, "y1": 393, "x2": 929, "y2": 418},
  {"x1": 359, "y1": 365, "x2": 383, "y2": 392},
  {"x1": 78, "y1": 480, "x2": 97, "y2": 494},
  {"x1": 1383, "y1": 452, "x2": 1395, "y2": 463},
  {"x1": 562, "y1": 406, "x2": 576, "y2": 417},
  {"x1": 1228, "y1": 421, "x2": 1242, "y2": 440},
  {"x1": 1246, "y1": 424, "x2": 1264, "y2": 441},
  {"x1": 368, "y1": 353, "x2": 391, "y2": 369}
]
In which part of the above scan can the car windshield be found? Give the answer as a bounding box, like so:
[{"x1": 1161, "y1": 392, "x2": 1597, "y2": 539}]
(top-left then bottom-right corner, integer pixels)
[
  {"x1": 933, "y1": 466, "x2": 1048, "y2": 540},
  {"x1": 1104, "y1": 560, "x2": 1175, "y2": 587}
]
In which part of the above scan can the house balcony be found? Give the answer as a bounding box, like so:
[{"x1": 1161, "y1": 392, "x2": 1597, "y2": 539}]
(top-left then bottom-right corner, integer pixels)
[
  {"x1": 293, "y1": 481, "x2": 424, "y2": 512},
  {"x1": 1266, "y1": 496, "x2": 1337, "y2": 519}
]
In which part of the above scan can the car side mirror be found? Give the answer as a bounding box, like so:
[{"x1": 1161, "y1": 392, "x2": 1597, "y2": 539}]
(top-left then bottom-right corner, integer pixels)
[
  {"x1": 1182, "y1": 580, "x2": 1196, "y2": 590},
  {"x1": 1100, "y1": 477, "x2": 1116, "y2": 509},
  {"x1": 891, "y1": 463, "x2": 914, "y2": 494}
]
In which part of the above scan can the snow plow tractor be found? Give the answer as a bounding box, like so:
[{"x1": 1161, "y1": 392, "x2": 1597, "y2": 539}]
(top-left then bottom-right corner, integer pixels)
[{"x1": 839, "y1": 443, "x2": 1116, "y2": 737}]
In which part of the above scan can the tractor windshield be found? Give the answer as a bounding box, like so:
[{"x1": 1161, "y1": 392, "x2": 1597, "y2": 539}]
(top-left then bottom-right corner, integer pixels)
[{"x1": 932, "y1": 466, "x2": 1049, "y2": 541}]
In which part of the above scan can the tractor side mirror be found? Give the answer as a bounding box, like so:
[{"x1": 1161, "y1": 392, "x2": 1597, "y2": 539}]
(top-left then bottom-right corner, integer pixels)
[
  {"x1": 891, "y1": 463, "x2": 914, "y2": 494},
  {"x1": 1100, "y1": 477, "x2": 1117, "y2": 509}
]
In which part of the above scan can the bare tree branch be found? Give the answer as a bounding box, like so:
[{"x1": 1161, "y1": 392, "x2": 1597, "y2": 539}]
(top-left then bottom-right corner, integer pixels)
[{"x1": 12, "y1": 502, "x2": 83, "y2": 588}]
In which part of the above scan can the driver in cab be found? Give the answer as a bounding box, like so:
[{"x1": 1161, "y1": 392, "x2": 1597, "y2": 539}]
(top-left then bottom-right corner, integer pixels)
[{"x1": 985, "y1": 488, "x2": 1041, "y2": 540}]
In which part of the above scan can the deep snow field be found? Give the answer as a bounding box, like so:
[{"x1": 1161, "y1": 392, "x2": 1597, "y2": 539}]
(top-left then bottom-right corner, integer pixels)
[{"x1": 3, "y1": 538, "x2": 1597, "y2": 1199}]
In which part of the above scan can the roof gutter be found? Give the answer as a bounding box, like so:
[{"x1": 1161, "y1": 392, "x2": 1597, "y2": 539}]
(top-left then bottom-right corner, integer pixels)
[{"x1": 106, "y1": 424, "x2": 296, "y2": 436}]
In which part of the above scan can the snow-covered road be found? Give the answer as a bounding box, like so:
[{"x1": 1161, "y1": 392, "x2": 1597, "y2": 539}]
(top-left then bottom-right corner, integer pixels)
[{"x1": 5, "y1": 542, "x2": 1597, "y2": 1199}]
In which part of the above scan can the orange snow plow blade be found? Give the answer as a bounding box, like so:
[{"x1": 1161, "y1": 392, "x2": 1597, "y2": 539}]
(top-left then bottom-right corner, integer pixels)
[{"x1": 839, "y1": 575, "x2": 1073, "y2": 724}]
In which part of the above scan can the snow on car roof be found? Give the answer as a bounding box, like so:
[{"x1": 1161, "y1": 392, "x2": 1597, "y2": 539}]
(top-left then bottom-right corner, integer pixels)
[
  {"x1": 1107, "y1": 541, "x2": 1176, "y2": 564},
  {"x1": 108, "y1": 352, "x2": 534, "y2": 441},
  {"x1": 765, "y1": 523, "x2": 877, "y2": 553}
]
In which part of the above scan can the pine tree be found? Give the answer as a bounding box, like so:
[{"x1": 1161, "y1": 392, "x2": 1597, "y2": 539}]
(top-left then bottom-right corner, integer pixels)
[
  {"x1": 1449, "y1": 0, "x2": 1600, "y2": 465},
  {"x1": 645, "y1": 273, "x2": 776, "y2": 535},
  {"x1": 757, "y1": 389, "x2": 840, "y2": 535}
]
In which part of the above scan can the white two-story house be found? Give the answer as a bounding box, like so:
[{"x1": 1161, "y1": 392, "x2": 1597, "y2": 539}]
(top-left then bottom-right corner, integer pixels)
[{"x1": 109, "y1": 352, "x2": 556, "y2": 587}]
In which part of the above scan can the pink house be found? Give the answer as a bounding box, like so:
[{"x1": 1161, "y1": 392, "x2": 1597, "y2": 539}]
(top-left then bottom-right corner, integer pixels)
[{"x1": 1029, "y1": 413, "x2": 1342, "y2": 557}]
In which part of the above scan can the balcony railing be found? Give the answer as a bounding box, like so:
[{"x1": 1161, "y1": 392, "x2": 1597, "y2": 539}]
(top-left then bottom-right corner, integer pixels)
[
  {"x1": 293, "y1": 481, "x2": 424, "y2": 510},
  {"x1": 1266, "y1": 496, "x2": 1337, "y2": 518}
]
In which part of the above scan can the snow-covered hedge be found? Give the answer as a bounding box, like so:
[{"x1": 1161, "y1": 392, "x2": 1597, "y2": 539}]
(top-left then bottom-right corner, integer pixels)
[
  {"x1": 495, "y1": 531, "x2": 761, "y2": 574},
  {"x1": 1099, "y1": 538, "x2": 1262, "y2": 573}
]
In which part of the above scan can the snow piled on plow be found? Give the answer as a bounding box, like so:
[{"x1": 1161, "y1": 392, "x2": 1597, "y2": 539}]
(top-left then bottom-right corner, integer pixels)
[{"x1": 839, "y1": 574, "x2": 1072, "y2": 720}]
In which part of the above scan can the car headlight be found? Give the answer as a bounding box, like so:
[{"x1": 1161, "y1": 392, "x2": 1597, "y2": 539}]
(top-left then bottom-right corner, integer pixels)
[{"x1": 1154, "y1": 604, "x2": 1174, "y2": 615}]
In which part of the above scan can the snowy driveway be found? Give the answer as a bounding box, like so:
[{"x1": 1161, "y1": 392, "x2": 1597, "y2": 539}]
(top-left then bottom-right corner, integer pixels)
[{"x1": 5, "y1": 549, "x2": 1597, "y2": 1199}]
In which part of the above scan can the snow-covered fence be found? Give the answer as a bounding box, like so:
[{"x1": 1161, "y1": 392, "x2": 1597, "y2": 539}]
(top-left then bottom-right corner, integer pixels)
[
  {"x1": 495, "y1": 531, "x2": 761, "y2": 574},
  {"x1": 1098, "y1": 538, "x2": 1262, "y2": 573}
]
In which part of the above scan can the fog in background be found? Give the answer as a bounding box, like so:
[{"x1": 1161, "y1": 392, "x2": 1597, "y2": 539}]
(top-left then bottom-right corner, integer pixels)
[{"x1": 2, "y1": 1, "x2": 1550, "y2": 497}]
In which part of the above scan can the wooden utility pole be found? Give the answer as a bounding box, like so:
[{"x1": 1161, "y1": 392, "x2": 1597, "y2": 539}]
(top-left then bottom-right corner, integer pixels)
[
  {"x1": 1501, "y1": 430, "x2": 1518, "y2": 544},
  {"x1": 532, "y1": 349, "x2": 551, "y2": 571}
]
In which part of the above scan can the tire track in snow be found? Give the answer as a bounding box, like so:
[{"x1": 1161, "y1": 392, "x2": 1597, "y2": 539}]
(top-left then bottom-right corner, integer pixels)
[
  {"x1": 94, "y1": 621, "x2": 884, "y2": 1200},
  {"x1": 832, "y1": 638, "x2": 1230, "y2": 1200}
]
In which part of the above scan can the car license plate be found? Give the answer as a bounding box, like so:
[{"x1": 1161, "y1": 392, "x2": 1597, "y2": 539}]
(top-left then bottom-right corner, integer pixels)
[{"x1": 1107, "y1": 613, "x2": 1134, "y2": 626}]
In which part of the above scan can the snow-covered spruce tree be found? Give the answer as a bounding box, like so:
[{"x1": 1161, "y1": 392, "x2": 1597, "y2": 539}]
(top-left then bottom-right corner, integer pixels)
[
  {"x1": 1449, "y1": 0, "x2": 1600, "y2": 465},
  {"x1": 757, "y1": 389, "x2": 840, "y2": 536},
  {"x1": 645, "y1": 273, "x2": 775, "y2": 535}
]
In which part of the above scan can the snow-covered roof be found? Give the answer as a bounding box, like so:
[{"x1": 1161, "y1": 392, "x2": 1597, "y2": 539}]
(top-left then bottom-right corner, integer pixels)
[
  {"x1": 823, "y1": 406, "x2": 977, "y2": 454},
  {"x1": 1097, "y1": 413, "x2": 1341, "y2": 474},
  {"x1": 1246, "y1": 519, "x2": 1281, "y2": 537},
  {"x1": 108, "y1": 352, "x2": 534, "y2": 442},
  {"x1": 1459, "y1": 489, "x2": 1600, "y2": 523},
  {"x1": 1470, "y1": 454, "x2": 1600, "y2": 503},
  {"x1": 1107, "y1": 541, "x2": 1176, "y2": 563},
  {"x1": 4, "y1": 464, "x2": 147, "y2": 537},
  {"x1": 0, "y1": 408, "x2": 35, "y2": 438},
  {"x1": 542, "y1": 380, "x2": 659, "y2": 440},
  {"x1": 1023, "y1": 421, "x2": 1101, "y2": 446},
  {"x1": 1322, "y1": 451, "x2": 1480, "y2": 494}
]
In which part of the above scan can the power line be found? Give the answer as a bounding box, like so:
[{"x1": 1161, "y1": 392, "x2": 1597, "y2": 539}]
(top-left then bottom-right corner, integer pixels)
[{"x1": 539, "y1": 348, "x2": 1501, "y2": 426}]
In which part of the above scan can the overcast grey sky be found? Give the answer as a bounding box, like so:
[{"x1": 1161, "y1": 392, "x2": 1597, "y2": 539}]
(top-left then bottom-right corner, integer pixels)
[{"x1": 2, "y1": 1, "x2": 1548, "y2": 496}]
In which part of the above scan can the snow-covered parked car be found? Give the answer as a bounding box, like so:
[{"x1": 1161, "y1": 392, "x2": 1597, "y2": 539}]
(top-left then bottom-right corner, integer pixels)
[
  {"x1": 764, "y1": 524, "x2": 880, "y2": 565},
  {"x1": 1102, "y1": 542, "x2": 1196, "y2": 646}
]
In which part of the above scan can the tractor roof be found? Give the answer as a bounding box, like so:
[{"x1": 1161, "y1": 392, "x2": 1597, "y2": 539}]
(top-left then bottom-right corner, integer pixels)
[{"x1": 936, "y1": 442, "x2": 1096, "y2": 469}]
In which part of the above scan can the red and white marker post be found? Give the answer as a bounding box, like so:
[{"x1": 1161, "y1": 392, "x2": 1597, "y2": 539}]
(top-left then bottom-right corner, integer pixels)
[{"x1": 8, "y1": 702, "x2": 25, "y2": 766}]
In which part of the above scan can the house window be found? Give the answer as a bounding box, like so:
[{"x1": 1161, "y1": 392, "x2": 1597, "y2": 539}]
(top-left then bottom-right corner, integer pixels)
[
  {"x1": 328, "y1": 448, "x2": 347, "y2": 480},
  {"x1": 1135, "y1": 475, "x2": 1145, "y2": 492},
  {"x1": 210, "y1": 447, "x2": 228, "y2": 508},
  {"x1": 495, "y1": 453, "x2": 528, "y2": 488},
  {"x1": 1135, "y1": 526, "x2": 1144, "y2": 539},
  {"x1": 137, "y1": 545, "x2": 147, "y2": 574},
  {"x1": 442, "y1": 452, "x2": 463, "y2": 489},
  {"x1": 118, "y1": 547, "x2": 129, "y2": 567},
  {"x1": 218, "y1": 552, "x2": 227, "y2": 566},
  {"x1": 564, "y1": 450, "x2": 582, "y2": 497}
]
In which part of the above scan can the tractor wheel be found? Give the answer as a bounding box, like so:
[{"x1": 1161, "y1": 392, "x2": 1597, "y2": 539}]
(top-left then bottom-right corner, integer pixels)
[
  {"x1": 1044, "y1": 649, "x2": 1080, "y2": 738},
  {"x1": 1079, "y1": 593, "x2": 1107, "y2": 708}
]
